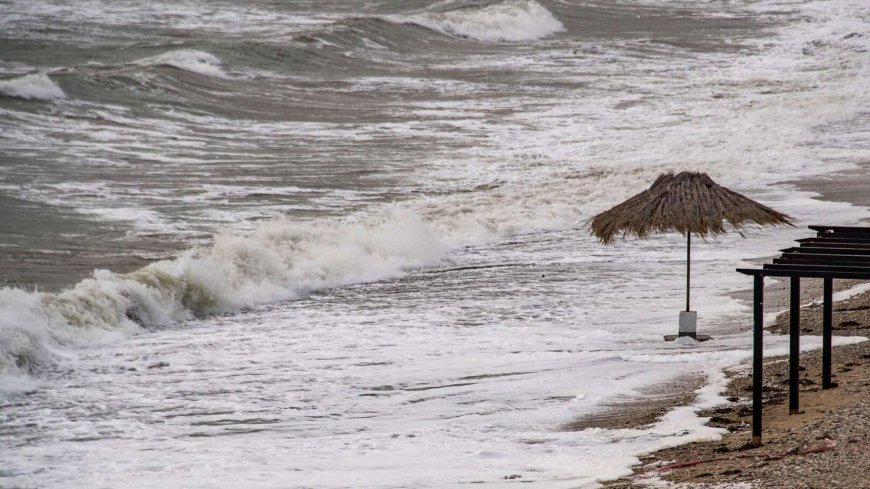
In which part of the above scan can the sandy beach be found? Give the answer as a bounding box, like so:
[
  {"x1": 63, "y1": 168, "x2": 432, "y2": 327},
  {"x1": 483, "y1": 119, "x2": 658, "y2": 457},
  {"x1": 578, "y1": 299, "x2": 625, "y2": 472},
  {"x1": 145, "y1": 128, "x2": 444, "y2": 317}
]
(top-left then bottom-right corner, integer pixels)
[{"x1": 601, "y1": 171, "x2": 870, "y2": 489}]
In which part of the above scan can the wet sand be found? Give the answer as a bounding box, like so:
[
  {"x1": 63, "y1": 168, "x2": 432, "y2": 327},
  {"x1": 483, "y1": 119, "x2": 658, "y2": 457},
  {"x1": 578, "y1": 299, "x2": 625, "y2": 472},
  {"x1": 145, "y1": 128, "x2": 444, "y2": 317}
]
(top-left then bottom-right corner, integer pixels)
[
  {"x1": 604, "y1": 290, "x2": 870, "y2": 489},
  {"x1": 562, "y1": 375, "x2": 705, "y2": 431}
]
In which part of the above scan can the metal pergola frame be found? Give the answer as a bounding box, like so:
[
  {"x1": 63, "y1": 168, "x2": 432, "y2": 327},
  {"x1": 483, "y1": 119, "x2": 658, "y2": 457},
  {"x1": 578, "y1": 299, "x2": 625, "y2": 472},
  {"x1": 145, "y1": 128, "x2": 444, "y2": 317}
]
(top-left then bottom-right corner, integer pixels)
[{"x1": 737, "y1": 225, "x2": 870, "y2": 446}]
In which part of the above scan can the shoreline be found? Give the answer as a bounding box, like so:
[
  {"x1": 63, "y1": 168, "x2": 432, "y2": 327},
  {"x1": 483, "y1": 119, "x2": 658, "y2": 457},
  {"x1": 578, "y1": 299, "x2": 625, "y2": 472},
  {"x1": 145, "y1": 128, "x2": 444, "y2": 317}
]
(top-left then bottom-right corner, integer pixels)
[
  {"x1": 567, "y1": 166, "x2": 870, "y2": 433},
  {"x1": 603, "y1": 288, "x2": 870, "y2": 488},
  {"x1": 598, "y1": 167, "x2": 870, "y2": 488}
]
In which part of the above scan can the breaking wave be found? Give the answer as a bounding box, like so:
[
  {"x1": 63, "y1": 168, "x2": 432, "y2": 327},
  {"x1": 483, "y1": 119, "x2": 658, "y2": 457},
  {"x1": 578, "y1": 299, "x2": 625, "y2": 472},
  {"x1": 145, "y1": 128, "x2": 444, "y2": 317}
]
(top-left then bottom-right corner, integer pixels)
[
  {"x1": 398, "y1": 0, "x2": 564, "y2": 43},
  {"x1": 134, "y1": 49, "x2": 228, "y2": 78},
  {"x1": 0, "y1": 211, "x2": 448, "y2": 378},
  {"x1": 0, "y1": 73, "x2": 66, "y2": 101},
  {"x1": 3, "y1": 0, "x2": 869, "y2": 390},
  {"x1": 0, "y1": 171, "x2": 599, "y2": 381}
]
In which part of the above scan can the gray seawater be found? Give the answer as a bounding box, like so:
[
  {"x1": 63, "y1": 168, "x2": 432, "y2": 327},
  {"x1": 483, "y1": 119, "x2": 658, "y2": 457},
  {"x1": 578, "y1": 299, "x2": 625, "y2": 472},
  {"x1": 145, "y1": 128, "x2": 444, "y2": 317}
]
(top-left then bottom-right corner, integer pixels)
[
  {"x1": 0, "y1": 0, "x2": 768, "y2": 290},
  {"x1": 1, "y1": 0, "x2": 869, "y2": 487}
]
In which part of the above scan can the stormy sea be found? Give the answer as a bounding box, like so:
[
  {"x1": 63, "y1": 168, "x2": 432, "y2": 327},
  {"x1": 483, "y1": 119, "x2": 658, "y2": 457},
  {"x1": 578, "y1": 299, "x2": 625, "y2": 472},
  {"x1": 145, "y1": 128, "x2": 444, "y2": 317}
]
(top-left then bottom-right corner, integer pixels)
[{"x1": 1, "y1": 0, "x2": 868, "y2": 487}]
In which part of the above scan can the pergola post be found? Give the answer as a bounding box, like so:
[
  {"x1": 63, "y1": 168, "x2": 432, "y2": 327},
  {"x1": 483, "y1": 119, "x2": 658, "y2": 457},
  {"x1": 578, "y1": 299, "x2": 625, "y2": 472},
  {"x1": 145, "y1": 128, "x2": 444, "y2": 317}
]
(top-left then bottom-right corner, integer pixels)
[
  {"x1": 752, "y1": 273, "x2": 764, "y2": 446},
  {"x1": 822, "y1": 277, "x2": 833, "y2": 389},
  {"x1": 789, "y1": 276, "x2": 801, "y2": 415}
]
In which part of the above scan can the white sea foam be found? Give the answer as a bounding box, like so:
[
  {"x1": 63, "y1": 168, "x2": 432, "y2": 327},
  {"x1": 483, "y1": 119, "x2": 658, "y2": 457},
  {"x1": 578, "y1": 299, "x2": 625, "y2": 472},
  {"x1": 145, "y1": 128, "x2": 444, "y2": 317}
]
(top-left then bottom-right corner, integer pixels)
[
  {"x1": 3, "y1": 0, "x2": 869, "y2": 383},
  {"x1": 135, "y1": 49, "x2": 228, "y2": 78},
  {"x1": 3, "y1": 0, "x2": 870, "y2": 486},
  {"x1": 4, "y1": 174, "x2": 865, "y2": 381},
  {"x1": 399, "y1": 0, "x2": 564, "y2": 43},
  {"x1": 0, "y1": 73, "x2": 66, "y2": 100},
  {"x1": 0, "y1": 209, "x2": 447, "y2": 376}
]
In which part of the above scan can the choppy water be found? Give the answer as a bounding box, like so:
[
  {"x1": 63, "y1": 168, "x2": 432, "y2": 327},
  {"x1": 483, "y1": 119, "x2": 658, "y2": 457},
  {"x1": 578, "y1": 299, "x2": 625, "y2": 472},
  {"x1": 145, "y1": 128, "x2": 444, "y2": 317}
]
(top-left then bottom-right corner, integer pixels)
[{"x1": 1, "y1": 0, "x2": 869, "y2": 487}]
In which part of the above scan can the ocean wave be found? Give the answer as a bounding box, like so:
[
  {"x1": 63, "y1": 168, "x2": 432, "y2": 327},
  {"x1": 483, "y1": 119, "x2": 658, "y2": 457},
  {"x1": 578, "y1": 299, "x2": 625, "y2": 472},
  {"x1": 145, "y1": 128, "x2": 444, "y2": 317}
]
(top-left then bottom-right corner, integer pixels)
[
  {"x1": 0, "y1": 73, "x2": 66, "y2": 101},
  {"x1": 134, "y1": 49, "x2": 228, "y2": 78},
  {"x1": 0, "y1": 171, "x2": 595, "y2": 380},
  {"x1": 0, "y1": 210, "x2": 447, "y2": 378},
  {"x1": 397, "y1": 0, "x2": 564, "y2": 43}
]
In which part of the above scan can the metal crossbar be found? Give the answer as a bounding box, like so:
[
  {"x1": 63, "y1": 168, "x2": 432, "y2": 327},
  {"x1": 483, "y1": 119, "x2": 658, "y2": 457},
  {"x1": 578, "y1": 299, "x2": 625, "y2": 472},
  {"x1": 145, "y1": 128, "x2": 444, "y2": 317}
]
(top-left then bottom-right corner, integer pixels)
[
  {"x1": 810, "y1": 225, "x2": 870, "y2": 235},
  {"x1": 776, "y1": 253, "x2": 870, "y2": 263},
  {"x1": 796, "y1": 237, "x2": 870, "y2": 244},
  {"x1": 780, "y1": 246, "x2": 870, "y2": 255},
  {"x1": 737, "y1": 267, "x2": 870, "y2": 279},
  {"x1": 788, "y1": 242, "x2": 870, "y2": 250},
  {"x1": 764, "y1": 263, "x2": 870, "y2": 273}
]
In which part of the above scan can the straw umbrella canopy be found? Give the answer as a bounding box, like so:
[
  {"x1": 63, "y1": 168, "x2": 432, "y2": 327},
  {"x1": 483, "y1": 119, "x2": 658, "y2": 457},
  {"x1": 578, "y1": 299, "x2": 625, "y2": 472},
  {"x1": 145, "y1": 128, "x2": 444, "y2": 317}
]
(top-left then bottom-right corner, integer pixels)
[{"x1": 588, "y1": 171, "x2": 793, "y2": 311}]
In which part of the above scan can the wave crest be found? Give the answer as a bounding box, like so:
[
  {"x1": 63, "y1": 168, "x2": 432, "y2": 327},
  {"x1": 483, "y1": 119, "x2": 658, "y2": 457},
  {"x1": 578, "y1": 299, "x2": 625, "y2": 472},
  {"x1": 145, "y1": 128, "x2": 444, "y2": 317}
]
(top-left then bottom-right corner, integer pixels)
[
  {"x1": 0, "y1": 211, "x2": 446, "y2": 379},
  {"x1": 134, "y1": 49, "x2": 228, "y2": 78},
  {"x1": 400, "y1": 0, "x2": 564, "y2": 43},
  {"x1": 0, "y1": 74, "x2": 66, "y2": 101}
]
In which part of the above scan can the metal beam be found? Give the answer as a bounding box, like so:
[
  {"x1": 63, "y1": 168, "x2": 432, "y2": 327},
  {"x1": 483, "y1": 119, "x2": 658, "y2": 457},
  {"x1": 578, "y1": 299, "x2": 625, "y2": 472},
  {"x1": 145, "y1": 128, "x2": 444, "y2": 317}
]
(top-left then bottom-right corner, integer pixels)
[
  {"x1": 762, "y1": 265, "x2": 870, "y2": 278},
  {"x1": 737, "y1": 268, "x2": 870, "y2": 279},
  {"x1": 764, "y1": 263, "x2": 870, "y2": 273},
  {"x1": 781, "y1": 246, "x2": 870, "y2": 255},
  {"x1": 794, "y1": 242, "x2": 870, "y2": 250},
  {"x1": 810, "y1": 225, "x2": 870, "y2": 236},
  {"x1": 775, "y1": 254, "x2": 870, "y2": 264},
  {"x1": 775, "y1": 259, "x2": 870, "y2": 269},
  {"x1": 797, "y1": 237, "x2": 870, "y2": 245}
]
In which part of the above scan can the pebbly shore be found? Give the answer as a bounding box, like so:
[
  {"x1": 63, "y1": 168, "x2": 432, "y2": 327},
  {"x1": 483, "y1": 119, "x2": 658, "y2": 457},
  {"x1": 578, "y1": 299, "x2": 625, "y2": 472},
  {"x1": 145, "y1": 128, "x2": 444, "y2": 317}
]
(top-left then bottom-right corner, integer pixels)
[{"x1": 603, "y1": 282, "x2": 870, "y2": 489}]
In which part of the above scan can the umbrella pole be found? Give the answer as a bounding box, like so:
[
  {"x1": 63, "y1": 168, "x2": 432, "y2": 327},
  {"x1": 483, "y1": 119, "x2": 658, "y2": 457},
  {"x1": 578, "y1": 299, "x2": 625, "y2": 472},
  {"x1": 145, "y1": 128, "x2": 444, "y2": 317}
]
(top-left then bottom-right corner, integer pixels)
[
  {"x1": 686, "y1": 232, "x2": 691, "y2": 312},
  {"x1": 676, "y1": 232, "x2": 701, "y2": 340}
]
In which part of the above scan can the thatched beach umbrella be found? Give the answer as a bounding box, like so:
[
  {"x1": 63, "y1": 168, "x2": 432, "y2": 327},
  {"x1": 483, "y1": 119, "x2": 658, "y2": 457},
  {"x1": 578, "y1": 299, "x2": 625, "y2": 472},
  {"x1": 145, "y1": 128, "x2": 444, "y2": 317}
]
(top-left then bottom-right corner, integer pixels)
[{"x1": 588, "y1": 171, "x2": 793, "y2": 337}]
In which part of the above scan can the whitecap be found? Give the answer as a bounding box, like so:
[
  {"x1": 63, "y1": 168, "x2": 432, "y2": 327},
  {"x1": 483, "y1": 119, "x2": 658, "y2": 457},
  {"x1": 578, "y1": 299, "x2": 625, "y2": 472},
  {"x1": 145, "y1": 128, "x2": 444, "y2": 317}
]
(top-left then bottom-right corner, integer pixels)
[
  {"x1": 135, "y1": 49, "x2": 228, "y2": 78},
  {"x1": 0, "y1": 209, "x2": 447, "y2": 380},
  {"x1": 398, "y1": 0, "x2": 564, "y2": 43},
  {"x1": 0, "y1": 73, "x2": 66, "y2": 101}
]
